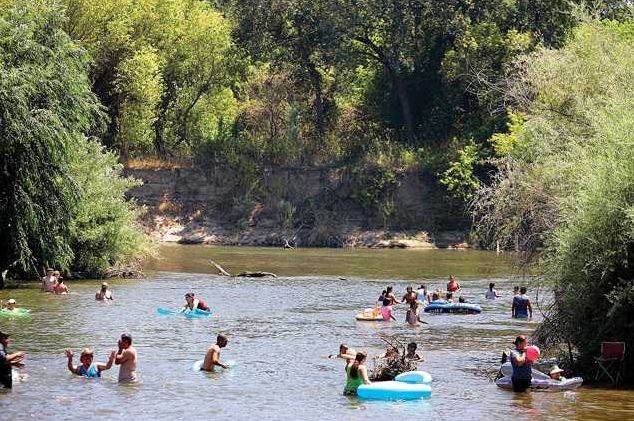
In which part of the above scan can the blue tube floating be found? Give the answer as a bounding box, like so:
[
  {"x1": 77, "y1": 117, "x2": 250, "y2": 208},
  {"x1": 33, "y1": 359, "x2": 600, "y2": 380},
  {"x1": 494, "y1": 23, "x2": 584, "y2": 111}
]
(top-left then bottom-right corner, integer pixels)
[
  {"x1": 423, "y1": 302, "x2": 481, "y2": 314},
  {"x1": 156, "y1": 307, "x2": 213, "y2": 318},
  {"x1": 357, "y1": 381, "x2": 432, "y2": 400}
]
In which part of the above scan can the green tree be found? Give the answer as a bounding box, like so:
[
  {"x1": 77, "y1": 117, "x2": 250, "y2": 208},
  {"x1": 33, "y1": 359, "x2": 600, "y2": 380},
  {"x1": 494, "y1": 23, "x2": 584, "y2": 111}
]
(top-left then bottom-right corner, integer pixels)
[{"x1": 0, "y1": 2, "x2": 103, "y2": 277}]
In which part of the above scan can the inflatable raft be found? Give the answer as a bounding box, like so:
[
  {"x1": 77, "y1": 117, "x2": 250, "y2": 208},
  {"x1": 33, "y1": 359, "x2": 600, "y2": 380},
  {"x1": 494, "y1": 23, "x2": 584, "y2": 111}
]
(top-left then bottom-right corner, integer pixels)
[
  {"x1": 357, "y1": 370, "x2": 432, "y2": 400},
  {"x1": 156, "y1": 307, "x2": 213, "y2": 318},
  {"x1": 496, "y1": 362, "x2": 583, "y2": 391},
  {"x1": 0, "y1": 308, "x2": 30, "y2": 317},
  {"x1": 424, "y1": 301, "x2": 481, "y2": 314},
  {"x1": 355, "y1": 308, "x2": 383, "y2": 321}
]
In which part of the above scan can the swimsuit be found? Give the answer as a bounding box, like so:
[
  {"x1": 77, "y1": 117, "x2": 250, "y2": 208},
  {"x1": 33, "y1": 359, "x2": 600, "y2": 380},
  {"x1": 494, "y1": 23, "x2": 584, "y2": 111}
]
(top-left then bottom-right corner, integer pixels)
[{"x1": 77, "y1": 363, "x2": 100, "y2": 378}]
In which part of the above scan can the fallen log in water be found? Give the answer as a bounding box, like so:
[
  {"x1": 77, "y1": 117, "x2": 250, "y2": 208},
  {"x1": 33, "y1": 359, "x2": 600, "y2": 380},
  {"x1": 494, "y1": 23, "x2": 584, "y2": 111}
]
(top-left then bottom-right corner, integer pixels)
[{"x1": 208, "y1": 260, "x2": 277, "y2": 278}]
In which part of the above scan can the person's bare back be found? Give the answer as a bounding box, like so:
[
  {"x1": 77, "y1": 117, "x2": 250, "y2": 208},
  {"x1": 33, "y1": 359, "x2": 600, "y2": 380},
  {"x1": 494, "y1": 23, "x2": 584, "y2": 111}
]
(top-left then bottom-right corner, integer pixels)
[{"x1": 201, "y1": 335, "x2": 228, "y2": 372}]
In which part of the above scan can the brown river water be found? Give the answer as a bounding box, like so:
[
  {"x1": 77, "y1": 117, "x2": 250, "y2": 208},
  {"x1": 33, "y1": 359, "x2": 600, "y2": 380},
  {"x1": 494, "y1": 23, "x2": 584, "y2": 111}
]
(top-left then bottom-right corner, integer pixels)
[{"x1": 0, "y1": 245, "x2": 632, "y2": 420}]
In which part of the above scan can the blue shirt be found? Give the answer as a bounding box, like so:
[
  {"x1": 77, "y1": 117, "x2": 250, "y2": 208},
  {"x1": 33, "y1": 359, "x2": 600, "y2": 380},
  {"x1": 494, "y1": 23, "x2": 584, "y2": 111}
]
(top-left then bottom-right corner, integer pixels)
[
  {"x1": 510, "y1": 349, "x2": 532, "y2": 379},
  {"x1": 513, "y1": 295, "x2": 530, "y2": 318}
]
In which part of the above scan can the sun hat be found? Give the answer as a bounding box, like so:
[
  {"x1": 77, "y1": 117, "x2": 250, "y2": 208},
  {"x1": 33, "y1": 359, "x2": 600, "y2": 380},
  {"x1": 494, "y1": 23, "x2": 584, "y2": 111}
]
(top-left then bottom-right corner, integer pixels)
[
  {"x1": 101, "y1": 282, "x2": 108, "y2": 287},
  {"x1": 549, "y1": 365, "x2": 564, "y2": 375},
  {"x1": 7, "y1": 299, "x2": 16, "y2": 304}
]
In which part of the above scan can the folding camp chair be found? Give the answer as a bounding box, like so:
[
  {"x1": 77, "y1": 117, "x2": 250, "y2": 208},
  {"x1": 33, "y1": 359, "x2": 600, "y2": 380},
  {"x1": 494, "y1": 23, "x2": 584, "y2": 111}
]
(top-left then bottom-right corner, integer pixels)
[{"x1": 594, "y1": 342, "x2": 625, "y2": 385}]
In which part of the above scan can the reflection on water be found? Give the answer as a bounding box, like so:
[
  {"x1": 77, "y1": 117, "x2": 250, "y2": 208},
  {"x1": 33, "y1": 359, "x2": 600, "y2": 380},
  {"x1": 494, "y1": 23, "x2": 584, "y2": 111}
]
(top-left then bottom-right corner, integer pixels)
[{"x1": 0, "y1": 247, "x2": 632, "y2": 420}]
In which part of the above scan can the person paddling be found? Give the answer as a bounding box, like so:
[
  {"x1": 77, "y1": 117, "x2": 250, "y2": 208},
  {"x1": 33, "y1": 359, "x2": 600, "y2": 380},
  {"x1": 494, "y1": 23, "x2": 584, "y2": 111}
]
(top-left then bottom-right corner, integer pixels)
[
  {"x1": 95, "y1": 282, "x2": 114, "y2": 301},
  {"x1": 343, "y1": 352, "x2": 371, "y2": 396},
  {"x1": 182, "y1": 292, "x2": 210, "y2": 312},
  {"x1": 201, "y1": 334, "x2": 229, "y2": 371},
  {"x1": 114, "y1": 333, "x2": 137, "y2": 382},
  {"x1": 65, "y1": 348, "x2": 115, "y2": 378}
]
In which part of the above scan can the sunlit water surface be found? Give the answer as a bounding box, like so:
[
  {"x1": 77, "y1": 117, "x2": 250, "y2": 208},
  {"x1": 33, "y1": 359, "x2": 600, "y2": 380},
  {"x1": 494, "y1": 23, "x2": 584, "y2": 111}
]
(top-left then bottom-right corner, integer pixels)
[{"x1": 0, "y1": 246, "x2": 632, "y2": 420}]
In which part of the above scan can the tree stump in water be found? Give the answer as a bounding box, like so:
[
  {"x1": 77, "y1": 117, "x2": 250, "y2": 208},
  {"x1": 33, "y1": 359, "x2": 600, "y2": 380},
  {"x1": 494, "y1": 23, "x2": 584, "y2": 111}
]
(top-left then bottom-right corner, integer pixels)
[{"x1": 208, "y1": 260, "x2": 277, "y2": 278}]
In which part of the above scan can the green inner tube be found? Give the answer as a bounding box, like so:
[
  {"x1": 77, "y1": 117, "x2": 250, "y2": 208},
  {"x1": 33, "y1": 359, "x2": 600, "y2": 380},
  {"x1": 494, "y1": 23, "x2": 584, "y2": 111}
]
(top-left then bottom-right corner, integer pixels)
[{"x1": 0, "y1": 308, "x2": 31, "y2": 317}]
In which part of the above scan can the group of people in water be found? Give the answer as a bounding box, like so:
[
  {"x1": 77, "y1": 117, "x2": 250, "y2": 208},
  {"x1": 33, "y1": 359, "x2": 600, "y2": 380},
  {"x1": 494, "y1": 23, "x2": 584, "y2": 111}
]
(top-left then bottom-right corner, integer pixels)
[
  {"x1": 0, "y1": 268, "x2": 229, "y2": 389},
  {"x1": 341, "y1": 277, "x2": 539, "y2": 395}
]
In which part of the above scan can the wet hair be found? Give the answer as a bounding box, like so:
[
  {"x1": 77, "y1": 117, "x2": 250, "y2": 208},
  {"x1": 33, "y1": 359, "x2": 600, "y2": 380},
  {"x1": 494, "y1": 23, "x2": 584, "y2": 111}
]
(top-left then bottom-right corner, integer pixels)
[
  {"x1": 217, "y1": 334, "x2": 228, "y2": 344},
  {"x1": 382, "y1": 298, "x2": 390, "y2": 306},
  {"x1": 458, "y1": 296, "x2": 466, "y2": 303},
  {"x1": 121, "y1": 333, "x2": 133, "y2": 344},
  {"x1": 407, "y1": 342, "x2": 417, "y2": 350},
  {"x1": 489, "y1": 282, "x2": 495, "y2": 290},
  {"x1": 520, "y1": 286, "x2": 527, "y2": 294},
  {"x1": 406, "y1": 286, "x2": 412, "y2": 291},
  {"x1": 185, "y1": 292, "x2": 194, "y2": 298},
  {"x1": 446, "y1": 292, "x2": 453, "y2": 300},
  {"x1": 80, "y1": 348, "x2": 94, "y2": 357},
  {"x1": 349, "y1": 352, "x2": 367, "y2": 378},
  {"x1": 386, "y1": 286, "x2": 393, "y2": 293}
]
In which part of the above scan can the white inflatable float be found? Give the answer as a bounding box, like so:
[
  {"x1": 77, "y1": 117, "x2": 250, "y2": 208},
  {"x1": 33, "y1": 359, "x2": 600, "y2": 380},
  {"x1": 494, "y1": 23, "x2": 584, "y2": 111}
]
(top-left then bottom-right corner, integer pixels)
[
  {"x1": 192, "y1": 360, "x2": 236, "y2": 372},
  {"x1": 496, "y1": 362, "x2": 583, "y2": 391},
  {"x1": 357, "y1": 371, "x2": 432, "y2": 400}
]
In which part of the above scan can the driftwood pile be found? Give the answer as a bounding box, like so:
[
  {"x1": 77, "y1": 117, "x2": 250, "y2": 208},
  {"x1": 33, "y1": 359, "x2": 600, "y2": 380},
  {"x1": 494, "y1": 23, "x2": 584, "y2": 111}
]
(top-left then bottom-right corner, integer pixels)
[
  {"x1": 209, "y1": 260, "x2": 277, "y2": 278},
  {"x1": 369, "y1": 335, "x2": 419, "y2": 381}
]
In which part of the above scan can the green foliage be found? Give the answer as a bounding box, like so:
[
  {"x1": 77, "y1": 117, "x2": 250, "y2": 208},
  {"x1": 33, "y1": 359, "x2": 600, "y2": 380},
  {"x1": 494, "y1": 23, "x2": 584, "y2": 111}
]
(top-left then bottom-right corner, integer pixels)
[
  {"x1": 440, "y1": 140, "x2": 482, "y2": 200},
  {"x1": 63, "y1": 0, "x2": 238, "y2": 157},
  {"x1": 0, "y1": 1, "x2": 151, "y2": 280},
  {"x1": 473, "y1": 17, "x2": 634, "y2": 378},
  {"x1": 68, "y1": 141, "x2": 152, "y2": 276},
  {"x1": 0, "y1": 2, "x2": 101, "y2": 275}
]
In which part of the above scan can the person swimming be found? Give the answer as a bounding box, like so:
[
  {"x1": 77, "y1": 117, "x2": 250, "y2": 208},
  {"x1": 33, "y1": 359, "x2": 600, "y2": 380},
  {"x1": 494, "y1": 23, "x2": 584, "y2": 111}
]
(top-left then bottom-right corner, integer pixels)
[
  {"x1": 182, "y1": 292, "x2": 210, "y2": 312},
  {"x1": 65, "y1": 348, "x2": 115, "y2": 378},
  {"x1": 201, "y1": 334, "x2": 229, "y2": 371},
  {"x1": 2, "y1": 299, "x2": 16, "y2": 311}
]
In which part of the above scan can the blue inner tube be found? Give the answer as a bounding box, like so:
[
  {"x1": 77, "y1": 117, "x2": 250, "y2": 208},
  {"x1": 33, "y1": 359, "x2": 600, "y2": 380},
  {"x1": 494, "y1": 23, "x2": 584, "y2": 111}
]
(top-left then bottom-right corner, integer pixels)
[
  {"x1": 423, "y1": 302, "x2": 481, "y2": 314},
  {"x1": 156, "y1": 307, "x2": 213, "y2": 318},
  {"x1": 357, "y1": 381, "x2": 432, "y2": 400}
]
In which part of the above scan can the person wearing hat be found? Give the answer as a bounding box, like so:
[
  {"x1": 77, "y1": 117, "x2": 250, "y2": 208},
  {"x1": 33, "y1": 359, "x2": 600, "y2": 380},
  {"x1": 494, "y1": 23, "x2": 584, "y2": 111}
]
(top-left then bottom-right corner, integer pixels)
[
  {"x1": 0, "y1": 331, "x2": 26, "y2": 389},
  {"x1": 41, "y1": 268, "x2": 57, "y2": 292},
  {"x1": 2, "y1": 299, "x2": 17, "y2": 311},
  {"x1": 95, "y1": 282, "x2": 114, "y2": 301},
  {"x1": 510, "y1": 335, "x2": 532, "y2": 392},
  {"x1": 548, "y1": 365, "x2": 566, "y2": 382}
]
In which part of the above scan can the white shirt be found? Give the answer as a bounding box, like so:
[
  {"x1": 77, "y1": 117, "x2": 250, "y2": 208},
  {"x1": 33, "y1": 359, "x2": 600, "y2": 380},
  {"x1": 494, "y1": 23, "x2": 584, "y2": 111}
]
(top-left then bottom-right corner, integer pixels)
[{"x1": 485, "y1": 289, "x2": 498, "y2": 299}]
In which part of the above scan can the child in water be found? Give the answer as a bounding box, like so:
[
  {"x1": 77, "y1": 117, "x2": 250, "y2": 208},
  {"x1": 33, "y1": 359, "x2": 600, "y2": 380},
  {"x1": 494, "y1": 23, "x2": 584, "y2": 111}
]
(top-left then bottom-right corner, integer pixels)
[
  {"x1": 65, "y1": 348, "x2": 115, "y2": 378},
  {"x1": 406, "y1": 301, "x2": 424, "y2": 325},
  {"x1": 405, "y1": 342, "x2": 422, "y2": 361}
]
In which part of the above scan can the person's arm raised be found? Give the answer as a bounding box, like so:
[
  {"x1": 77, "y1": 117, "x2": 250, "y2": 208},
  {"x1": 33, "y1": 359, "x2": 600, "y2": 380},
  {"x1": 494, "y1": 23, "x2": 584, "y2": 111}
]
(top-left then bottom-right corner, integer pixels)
[
  {"x1": 65, "y1": 349, "x2": 77, "y2": 374},
  {"x1": 98, "y1": 351, "x2": 116, "y2": 371}
]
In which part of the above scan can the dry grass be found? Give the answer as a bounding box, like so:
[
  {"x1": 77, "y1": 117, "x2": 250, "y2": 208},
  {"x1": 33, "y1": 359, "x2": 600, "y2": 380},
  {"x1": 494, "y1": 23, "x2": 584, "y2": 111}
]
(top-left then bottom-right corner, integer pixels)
[{"x1": 124, "y1": 157, "x2": 192, "y2": 170}]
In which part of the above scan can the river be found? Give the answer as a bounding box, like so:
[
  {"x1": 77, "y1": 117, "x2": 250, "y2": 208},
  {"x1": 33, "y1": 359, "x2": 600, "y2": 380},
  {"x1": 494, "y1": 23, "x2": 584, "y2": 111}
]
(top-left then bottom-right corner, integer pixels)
[{"x1": 0, "y1": 245, "x2": 632, "y2": 420}]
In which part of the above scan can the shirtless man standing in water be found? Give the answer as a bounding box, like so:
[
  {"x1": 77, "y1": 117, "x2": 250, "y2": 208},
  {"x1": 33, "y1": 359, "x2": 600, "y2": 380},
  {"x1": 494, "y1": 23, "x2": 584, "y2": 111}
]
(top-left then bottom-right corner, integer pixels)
[
  {"x1": 201, "y1": 335, "x2": 228, "y2": 371},
  {"x1": 115, "y1": 333, "x2": 137, "y2": 382}
]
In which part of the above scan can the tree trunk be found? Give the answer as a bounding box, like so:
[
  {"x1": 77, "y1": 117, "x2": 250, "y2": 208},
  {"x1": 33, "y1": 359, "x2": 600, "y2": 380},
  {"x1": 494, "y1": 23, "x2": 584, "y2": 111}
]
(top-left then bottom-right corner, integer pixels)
[{"x1": 393, "y1": 75, "x2": 415, "y2": 142}]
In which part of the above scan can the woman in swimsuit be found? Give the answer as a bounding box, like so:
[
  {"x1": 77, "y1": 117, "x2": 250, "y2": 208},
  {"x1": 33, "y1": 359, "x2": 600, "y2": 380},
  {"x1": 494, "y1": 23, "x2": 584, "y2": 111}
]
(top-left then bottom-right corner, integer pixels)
[{"x1": 65, "y1": 348, "x2": 115, "y2": 378}]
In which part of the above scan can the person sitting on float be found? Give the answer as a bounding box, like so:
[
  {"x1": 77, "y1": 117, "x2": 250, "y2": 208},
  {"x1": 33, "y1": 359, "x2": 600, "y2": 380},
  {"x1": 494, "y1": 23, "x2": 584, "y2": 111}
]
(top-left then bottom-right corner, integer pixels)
[{"x1": 548, "y1": 365, "x2": 566, "y2": 381}]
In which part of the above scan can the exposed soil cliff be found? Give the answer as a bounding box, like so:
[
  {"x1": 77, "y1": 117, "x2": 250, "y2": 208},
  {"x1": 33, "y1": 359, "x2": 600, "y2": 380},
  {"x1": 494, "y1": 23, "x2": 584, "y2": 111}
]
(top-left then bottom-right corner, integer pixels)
[{"x1": 126, "y1": 165, "x2": 471, "y2": 249}]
